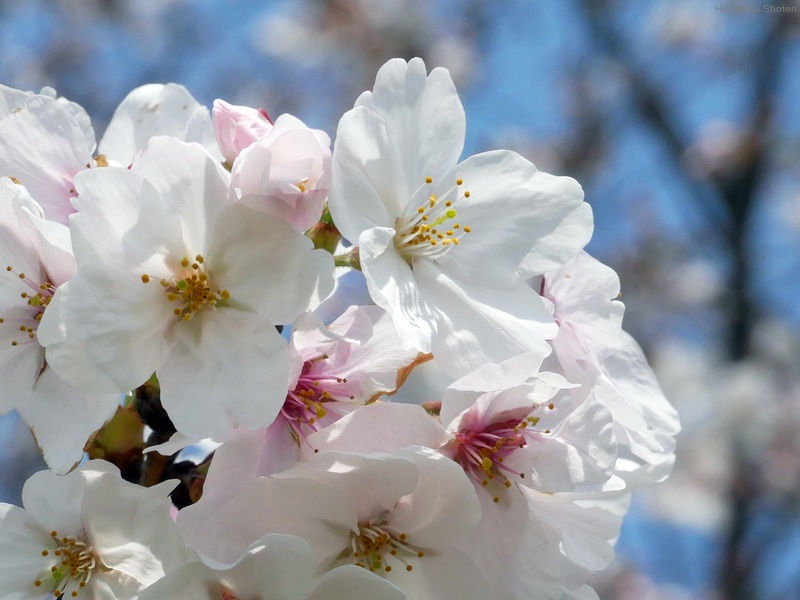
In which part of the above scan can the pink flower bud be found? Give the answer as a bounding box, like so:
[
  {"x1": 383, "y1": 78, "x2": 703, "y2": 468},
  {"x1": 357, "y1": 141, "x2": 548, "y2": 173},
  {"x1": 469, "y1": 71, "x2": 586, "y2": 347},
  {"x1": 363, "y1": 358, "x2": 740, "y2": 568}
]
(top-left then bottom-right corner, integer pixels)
[
  {"x1": 212, "y1": 99, "x2": 273, "y2": 163},
  {"x1": 232, "y1": 114, "x2": 332, "y2": 231}
]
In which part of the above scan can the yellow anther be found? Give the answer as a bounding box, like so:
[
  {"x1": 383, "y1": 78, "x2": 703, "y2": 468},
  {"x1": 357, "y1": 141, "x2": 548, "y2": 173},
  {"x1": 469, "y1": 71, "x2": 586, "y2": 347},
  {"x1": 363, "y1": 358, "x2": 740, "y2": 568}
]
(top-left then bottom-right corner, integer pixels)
[
  {"x1": 141, "y1": 274, "x2": 150, "y2": 283},
  {"x1": 180, "y1": 258, "x2": 190, "y2": 268},
  {"x1": 493, "y1": 496, "x2": 500, "y2": 503},
  {"x1": 425, "y1": 177, "x2": 432, "y2": 183},
  {"x1": 456, "y1": 178, "x2": 463, "y2": 185},
  {"x1": 464, "y1": 226, "x2": 471, "y2": 233},
  {"x1": 196, "y1": 255, "x2": 204, "y2": 263},
  {"x1": 445, "y1": 200, "x2": 452, "y2": 207},
  {"x1": 173, "y1": 308, "x2": 182, "y2": 316},
  {"x1": 19, "y1": 273, "x2": 25, "y2": 279},
  {"x1": 192, "y1": 263, "x2": 199, "y2": 270},
  {"x1": 422, "y1": 216, "x2": 428, "y2": 221},
  {"x1": 406, "y1": 565, "x2": 413, "y2": 572},
  {"x1": 446, "y1": 230, "x2": 454, "y2": 236},
  {"x1": 35, "y1": 581, "x2": 42, "y2": 587},
  {"x1": 298, "y1": 184, "x2": 306, "y2": 192},
  {"x1": 430, "y1": 240, "x2": 437, "y2": 246},
  {"x1": 220, "y1": 290, "x2": 230, "y2": 300},
  {"x1": 5, "y1": 266, "x2": 10, "y2": 271},
  {"x1": 437, "y1": 233, "x2": 444, "y2": 239},
  {"x1": 454, "y1": 223, "x2": 460, "y2": 229},
  {"x1": 417, "y1": 207, "x2": 424, "y2": 213},
  {"x1": 464, "y1": 191, "x2": 470, "y2": 197}
]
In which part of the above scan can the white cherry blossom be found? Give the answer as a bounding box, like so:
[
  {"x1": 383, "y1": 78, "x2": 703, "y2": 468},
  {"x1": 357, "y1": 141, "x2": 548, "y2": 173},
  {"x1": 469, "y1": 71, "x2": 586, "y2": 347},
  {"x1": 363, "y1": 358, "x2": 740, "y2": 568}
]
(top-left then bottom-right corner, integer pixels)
[
  {"x1": 328, "y1": 57, "x2": 593, "y2": 377},
  {"x1": 540, "y1": 251, "x2": 681, "y2": 487},
  {"x1": 179, "y1": 447, "x2": 490, "y2": 600},
  {"x1": 0, "y1": 460, "x2": 186, "y2": 600},
  {"x1": 0, "y1": 178, "x2": 119, "y2": 474},
  {"x1": 37, "y1": 137, "x2": 335, "y2": 440}
]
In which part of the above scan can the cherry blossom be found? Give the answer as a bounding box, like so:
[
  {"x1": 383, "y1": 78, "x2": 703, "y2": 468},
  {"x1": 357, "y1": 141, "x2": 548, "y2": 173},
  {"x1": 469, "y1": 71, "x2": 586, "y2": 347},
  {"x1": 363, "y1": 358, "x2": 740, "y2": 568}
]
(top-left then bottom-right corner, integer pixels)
[
  {"x1": 174, "y1": 305, "x2": 427, "y2": 556},
  {"x1": 37, "y1": 137, "x2": 335, "y2": 439},
  {"x1": 540, "y1": 251, "x2": 681, "y2": 487},
  {"x1": 328, "y1": 58, "x2": 593, "y2": 377},
  {"x1": 0, "y1": 460, "x2": 186, "y2": 600},
  {"x1": 179, "y1": 447, "x2": 490, "y2": 600},
  {"x1": 0, "y1": 178, "x2": 119, "y2": 474}
]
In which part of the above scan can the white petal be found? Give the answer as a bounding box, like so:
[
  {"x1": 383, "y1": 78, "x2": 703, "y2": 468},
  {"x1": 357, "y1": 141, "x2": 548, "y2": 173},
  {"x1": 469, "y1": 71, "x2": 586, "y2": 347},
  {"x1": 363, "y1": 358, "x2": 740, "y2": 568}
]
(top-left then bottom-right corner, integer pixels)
[
  {"x1": 99, "y1": 83, "x2": 206, "y2": 165},
  {"x1": 388, "y1": 447, "x2": 481, "y2": 550},
  {"x1": 13, "y1": 203, "x2": 76, "y2": 286},
  {"x1": 207, "y1": 204, "x2": 335, "y2": 324},
  {"x1": 21, "y1": 468, "x2": 86, "y2": 538},
  {"x1": 200, "y1": 476, "x2": 357, "y2": 565},
  {"x1": 211, "y1": 534, "x2": 313, "y2": 600},
  {"x1": 527, "y1": 395, "x2": 617, "y2": 492},
  {"x1": 355, "y1": 58, "x2": 465, "y2": 215},
  {"x1": 70, "y1": 165, "x2": 183, "y2": 270},
  {"x1": 333, "y1": 306, "x2": 428, "y2": 402},
  {"x1": 307, "y1": 403, "x2": 451, "y2": 456},
  {"x1": 137, "y1": 562, "x2": 220, "y2": 600},
  {"x1": 414, "y1": 259, "x2": 555, "y2": 377},
  {"x1": 0, "y1": 503, "x2": 54, "y2": 595},
  {"x1": 0, "y1": 84, "x2": 92, "y2": 225},
  {"x1": 359, "y1": 227, "x2": 436, "y2": 352},
  {"x1": 39, "y1": 267, "x2": 176, "y2": 394},
  {"x1": 522, "y1": 488, "x2": 622, "y2": 572},
  {"x1": 460, "y1": 490, "x2": 560, "y2": 600},
  {"x1": 305, "y1": 565, "x2": 406, "y2": 600},
  {"x1": 328, "y1": 107, "x2": 405, "y2": 241},
  {"x1": 82, "y1": 473, "x2": 185, "y2": 585},
  {"x1": 158, "y1": 308, "x2": 289, "y2": 439},
  {"x1": 131, "y1": 136, "x2": 234, "y2": 257},
  {"x1": 383, "y1": 549, "x2": 489, "y2": 600},
  {"x1": 25, "y1": 366, "x2": 119, "y2": 475},
  {"x1": 177, "y1": 421, "x2": 300, "y2": 560},
  {"x1": 276, "y1": 451, "x2": 419, "y2": 525},
  {"x1": 436, "y1": 150, "x2": 591, "y2": 287}
]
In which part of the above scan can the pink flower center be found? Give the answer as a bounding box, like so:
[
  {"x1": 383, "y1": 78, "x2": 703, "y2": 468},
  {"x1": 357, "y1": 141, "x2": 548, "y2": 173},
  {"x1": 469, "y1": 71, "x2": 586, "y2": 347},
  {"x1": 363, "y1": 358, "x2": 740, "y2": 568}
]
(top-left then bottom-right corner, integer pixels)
[
  {"x1": 453, "y1": 415, "x2": 542, "y2": 502},
  {"x1": 281, "y1": 359, "x2": 356, "y2": 446}
]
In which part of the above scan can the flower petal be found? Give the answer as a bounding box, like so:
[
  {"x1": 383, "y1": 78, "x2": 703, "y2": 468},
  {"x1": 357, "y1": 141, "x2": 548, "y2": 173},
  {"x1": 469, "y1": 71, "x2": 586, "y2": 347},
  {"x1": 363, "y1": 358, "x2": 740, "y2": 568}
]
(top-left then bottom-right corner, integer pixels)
[
  {"x1": 0, "y1": 503, "x2": 55, "y2": 596},
  {"x1": 359, "y1": 226, "x2": 436, "y2": 352},
  {"x1": 328, "y1": 107, "x2": 403, "y2": 241},
  {"x1": 25, "y1": 366, "x2": 119, "y2": 475},
  {"x1": 307, "y1": 403, "x2": 451, "y2": 456},
  {"x1": 98, "y1": 83, "x2": 214, "y2": 165},
  {"x1": 388, "y1": 447, "x2": 481, "y2": 550},
  {"x1": 354, "y1": 57, "x2": 465, "y2": 215},
  {"x1": 414, "y1": 259, "x2": 555, "y2": 377},
  {"x1": 437, "y1": 150, "x2": 591, "y2": 287},
  {"x1": 306, "y1": 565, "x2": 406, "y2": 600},
  {"x1": 82, "y1": 473, "x2": 185, "y2": 585},
  {"x1": 158, "y1": 307, "x2": 289, "y2": 439},
  {"x1": 131, "y1": 137, "x2": 234, "y2": 257},
  {"x1": 207, "y1": 204, "x2": 334, "y2": 325},
  {"x1": 0, "y1": 85, "x2": 91, "y2": 225}
]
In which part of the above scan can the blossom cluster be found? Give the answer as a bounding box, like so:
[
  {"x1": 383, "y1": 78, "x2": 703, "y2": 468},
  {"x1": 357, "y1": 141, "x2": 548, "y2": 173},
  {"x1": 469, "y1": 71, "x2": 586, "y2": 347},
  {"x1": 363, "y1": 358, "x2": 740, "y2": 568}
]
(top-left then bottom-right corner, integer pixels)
[{"x1": 0, "y1": 58, "x2": 679, "y2": 600}]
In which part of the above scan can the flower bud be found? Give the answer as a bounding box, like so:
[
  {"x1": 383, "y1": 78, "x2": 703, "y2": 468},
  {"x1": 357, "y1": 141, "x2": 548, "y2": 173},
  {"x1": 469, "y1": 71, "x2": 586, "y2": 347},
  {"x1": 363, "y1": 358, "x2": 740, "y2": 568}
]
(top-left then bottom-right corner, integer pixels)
[
  {"x1": 212, "y1": 99, "x2": 273, "y2": 164},
  {"x1": 232, "y1": 114, "x2": 332, "y2": 232}
]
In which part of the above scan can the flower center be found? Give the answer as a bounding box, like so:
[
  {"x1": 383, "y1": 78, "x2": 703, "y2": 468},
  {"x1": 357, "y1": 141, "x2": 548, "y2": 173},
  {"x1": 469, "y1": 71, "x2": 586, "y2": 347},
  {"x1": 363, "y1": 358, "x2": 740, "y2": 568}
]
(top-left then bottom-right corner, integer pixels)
[
  {"x1": 141, "y1": 255, "x2": 229, "y2": 322},
  {"x1": 1, "y1": 264, "x2": 55, "y2": 347},
  {"x1": 453, "y1": 415, "x2": 544, "y2": 502},
  {"x1": 393, "y1": 176, "x2": 471, "y2": 262},
  {"x1": 345, "y1": 521, "x2": 425, "y2": 574},
  {"x1": 34, "y1": 530, "x2": 99, "y2": 598},
  {"x1": 281, "y1": 358, "x2": 356, "y2": 446}
]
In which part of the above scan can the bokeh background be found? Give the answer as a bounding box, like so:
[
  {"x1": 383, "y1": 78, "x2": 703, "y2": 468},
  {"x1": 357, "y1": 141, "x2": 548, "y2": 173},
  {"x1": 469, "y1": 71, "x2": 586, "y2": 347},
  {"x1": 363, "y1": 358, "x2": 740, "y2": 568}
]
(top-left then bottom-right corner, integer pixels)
[{"x1": 2, "y1": 0, "x2": 800, "y2": 598}]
